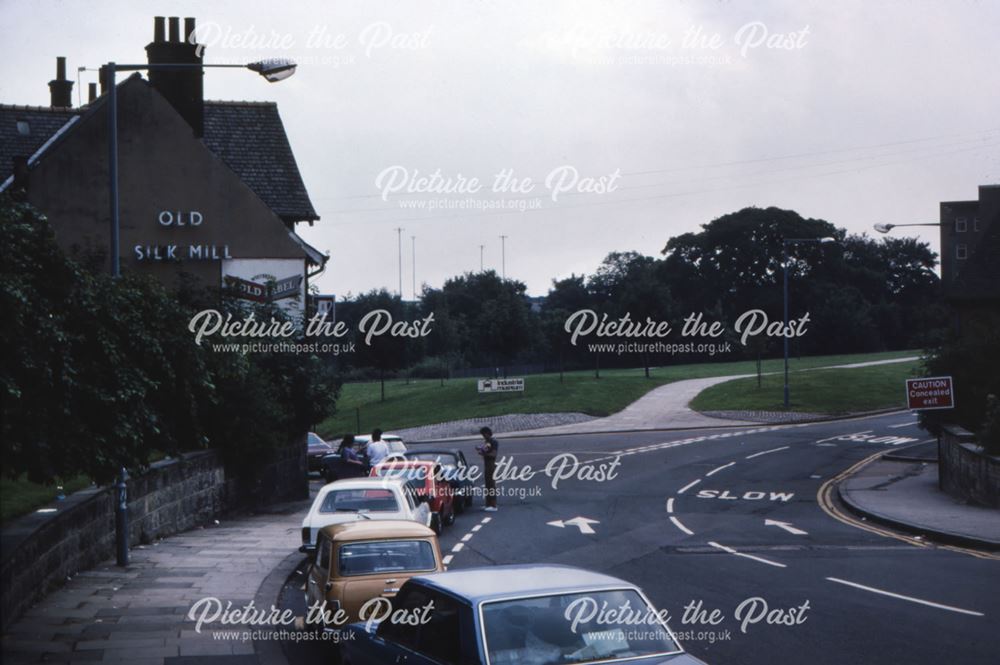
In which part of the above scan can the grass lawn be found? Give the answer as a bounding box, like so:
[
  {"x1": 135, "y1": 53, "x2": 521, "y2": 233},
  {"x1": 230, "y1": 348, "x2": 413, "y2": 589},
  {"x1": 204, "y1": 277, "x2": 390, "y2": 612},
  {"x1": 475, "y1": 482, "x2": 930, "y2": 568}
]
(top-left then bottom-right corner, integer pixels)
[
  {"x1": 318, "y1": 350, "x2": 919, "y2": 436},
  {"x1": 0, "y1": 475, "x2": 93, "y2": 524},
  {"x1": 690, "y1": 360, "x2": 922, "y2": 414}
]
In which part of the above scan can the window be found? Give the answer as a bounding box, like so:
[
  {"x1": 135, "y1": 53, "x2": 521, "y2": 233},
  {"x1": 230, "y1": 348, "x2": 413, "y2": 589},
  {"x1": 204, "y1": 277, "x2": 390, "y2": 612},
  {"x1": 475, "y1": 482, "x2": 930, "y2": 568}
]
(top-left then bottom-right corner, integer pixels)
[
  {"x1": 319, "y1": 488, "x2": 400, "y2": 513},
  {"x1": 956, "y1": 244, "x2": 968, "y2": 260},
  {"x1": 15, "y1": 120, "x2": 29, "y2": 136},
  {"x1": 376, "y1": 585, "x2": 431, "y2": 649},
  {"x1": 338, "y1": 540, "x2": 437, "y2": 576},
  {"x1": 974, "y1": 217, "x2": 981, "y2": 232},
  {"x1": 414, "y1": 592, "x2": 463, "y2": 664},
  {"x1": 955, "y1": 217, "x2": 967, "y2": 232},
  {"x1": 316, "y1": 536, "x2": 332, "y2": 571}
]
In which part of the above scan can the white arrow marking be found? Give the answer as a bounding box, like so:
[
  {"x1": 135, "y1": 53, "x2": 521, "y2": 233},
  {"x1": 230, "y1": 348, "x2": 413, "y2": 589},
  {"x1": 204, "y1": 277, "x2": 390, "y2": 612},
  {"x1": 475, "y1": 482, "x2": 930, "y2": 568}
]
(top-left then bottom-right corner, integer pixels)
[
  {"x1": 547, "y1": 517, "x2": 600, "y2": 534},
  {"x1": 764, "y1": 519, "x2": 808, "y2": 536}
]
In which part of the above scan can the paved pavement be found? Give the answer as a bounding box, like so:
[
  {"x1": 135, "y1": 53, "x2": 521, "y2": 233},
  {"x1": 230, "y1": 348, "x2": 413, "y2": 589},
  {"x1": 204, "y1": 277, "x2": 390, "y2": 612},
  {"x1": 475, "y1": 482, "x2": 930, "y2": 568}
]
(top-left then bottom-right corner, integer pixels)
[
  {"x1": 1, "y1": 501, "x2": 309, "y2": 665},
  {"x1": 839, "y1": 456, "x2": 1000, "y2": 548}
]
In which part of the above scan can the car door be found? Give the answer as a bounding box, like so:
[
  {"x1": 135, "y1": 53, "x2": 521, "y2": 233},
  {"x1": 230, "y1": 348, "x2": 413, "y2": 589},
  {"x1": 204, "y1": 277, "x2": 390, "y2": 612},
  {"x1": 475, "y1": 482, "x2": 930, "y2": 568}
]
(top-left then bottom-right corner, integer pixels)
[
  {"x1": 363, "y1": 586, "x2": 471, "y2": 665},
  {"x1": 305, "y1": 535, "x2": 332, "y2": 619},
  {"x1": 402, "y1": 485, "x2": 432, "y2": 527}
]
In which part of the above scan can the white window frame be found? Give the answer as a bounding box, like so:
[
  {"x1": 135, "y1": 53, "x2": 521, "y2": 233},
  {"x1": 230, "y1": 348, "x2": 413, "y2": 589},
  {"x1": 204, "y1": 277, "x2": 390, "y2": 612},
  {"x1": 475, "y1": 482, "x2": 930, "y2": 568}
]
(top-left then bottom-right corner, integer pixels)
[
  {"x1": 956, "y1": 244, "x2": 968, "y2": 260},
  {"x1": 955, "y1": 217, "x2": 967, "y2": 233},
  {"x1": 973, "y1": 217, "x2": 981, "y2": 232}
]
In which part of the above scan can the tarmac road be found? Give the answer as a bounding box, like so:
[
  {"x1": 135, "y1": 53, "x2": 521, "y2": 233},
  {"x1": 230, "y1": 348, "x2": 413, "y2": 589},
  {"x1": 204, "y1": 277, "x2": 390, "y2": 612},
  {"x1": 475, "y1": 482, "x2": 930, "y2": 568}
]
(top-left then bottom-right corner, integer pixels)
[{"x1": 279, "y1": 412, "x2": 1000, "y2": 664}]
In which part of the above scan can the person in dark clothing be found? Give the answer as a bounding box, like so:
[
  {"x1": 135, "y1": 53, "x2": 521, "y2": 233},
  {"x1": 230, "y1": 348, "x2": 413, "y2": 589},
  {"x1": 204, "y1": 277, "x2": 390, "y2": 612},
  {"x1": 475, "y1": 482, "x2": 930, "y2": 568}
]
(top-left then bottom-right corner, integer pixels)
[
  {"x1": 337, "y1": 434, "x2": 366, "y2": 477},
  {"x1": 478, "y1": 426, "x2": 499, "y2": 511}
]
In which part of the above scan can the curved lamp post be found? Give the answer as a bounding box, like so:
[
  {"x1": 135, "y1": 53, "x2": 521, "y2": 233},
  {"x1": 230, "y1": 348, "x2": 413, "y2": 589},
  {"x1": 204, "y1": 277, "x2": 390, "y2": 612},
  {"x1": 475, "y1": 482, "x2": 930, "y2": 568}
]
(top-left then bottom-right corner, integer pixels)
[
  {"x1": 782, "y1": 237, "x2": 837, "y2": 408},
  {"x1": 874, "y1": 222, "x2": 942, "y2": 234},
  {"x1": 105, "y1": 58, "x2": 297, "y2": 277}
]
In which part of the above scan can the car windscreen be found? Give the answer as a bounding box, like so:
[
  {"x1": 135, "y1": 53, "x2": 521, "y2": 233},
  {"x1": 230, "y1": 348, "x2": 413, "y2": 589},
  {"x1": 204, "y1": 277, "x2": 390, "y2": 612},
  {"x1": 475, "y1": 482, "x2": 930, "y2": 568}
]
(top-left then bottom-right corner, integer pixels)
[
  {"x1": 319, "y1": 489, "x2": 399, "y2": 513},
  {"x1": 338, "y1": 540, "x2": 437, "y2": 576},
  {"x1": 481, "y1": 589, "x2": 680, "y2": 665},
  {"x1": 307, "y1": 433, "x2": 327, "y2": 446},
  {"x1": 386, "y1": 440, "x2": 407, "y2": 453},
  {"x1": 373, "y1": 467, "x2": 429, "y2": 494}
]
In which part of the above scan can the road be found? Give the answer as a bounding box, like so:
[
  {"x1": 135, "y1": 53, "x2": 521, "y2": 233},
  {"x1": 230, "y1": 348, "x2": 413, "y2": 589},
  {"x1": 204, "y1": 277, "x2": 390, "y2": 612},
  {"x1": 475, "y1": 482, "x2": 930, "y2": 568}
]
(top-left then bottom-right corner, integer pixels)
[{"x1": 279, "y1": 412, "x2": 1000, "y2": 664}]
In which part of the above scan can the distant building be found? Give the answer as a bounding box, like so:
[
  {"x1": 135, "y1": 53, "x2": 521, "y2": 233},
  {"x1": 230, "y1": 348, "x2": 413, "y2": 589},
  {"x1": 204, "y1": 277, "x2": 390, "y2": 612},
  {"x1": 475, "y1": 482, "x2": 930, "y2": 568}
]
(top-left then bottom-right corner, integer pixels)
[
  {"x1": 939, "y1": 184, "x2": 1000, "y2": 329},
  {"x1": 0, "y1": 16, "x2": 326, "y2": 316}
]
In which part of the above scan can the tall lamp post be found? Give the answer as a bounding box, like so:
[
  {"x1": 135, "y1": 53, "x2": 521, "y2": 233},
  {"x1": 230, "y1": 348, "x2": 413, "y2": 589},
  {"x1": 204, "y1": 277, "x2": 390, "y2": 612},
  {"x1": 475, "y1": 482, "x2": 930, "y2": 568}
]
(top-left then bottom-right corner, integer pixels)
[
  {"x1": 782, "y1": 236, "x2": 837, "y2": 408},
  {"x1": 104, "y1": 58, "x2": 296, "y2": 277}
]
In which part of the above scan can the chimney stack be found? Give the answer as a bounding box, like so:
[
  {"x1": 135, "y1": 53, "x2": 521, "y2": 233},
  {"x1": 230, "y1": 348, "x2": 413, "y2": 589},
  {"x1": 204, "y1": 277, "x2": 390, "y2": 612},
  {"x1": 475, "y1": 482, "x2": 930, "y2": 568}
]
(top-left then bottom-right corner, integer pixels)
[
  {"x1": 88, "y1": 82, "x2": 97, "y2": 103},
  {"x1": 146, "y1": 16, "x2": 204, "y2": 136},
  {"x1": 48, "y1": 56, "x2": 74, "y2": 108}
]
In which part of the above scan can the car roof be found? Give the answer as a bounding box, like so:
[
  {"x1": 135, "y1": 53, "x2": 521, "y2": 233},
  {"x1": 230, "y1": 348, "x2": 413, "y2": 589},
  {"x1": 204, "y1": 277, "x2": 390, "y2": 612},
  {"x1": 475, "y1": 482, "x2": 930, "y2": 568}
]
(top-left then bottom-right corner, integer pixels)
[
  {"x1": 375, "y1": 459, "x2": 436, "y2": 468},
  {"x1": 411, "y1": 565, "x2": 635, "y2": 603},
  {"x1": 319, "y1": 520, "x2": 436, "y2": 541},
  {"x1": 355, "y1": 434, "x2": 403, "y2": 442},
  {"x1": 321, "y1": 477, "x2": 407, "y2": 491},
  {"x1": 405, "y1": 449, "x2": 460, "y2": 456}
]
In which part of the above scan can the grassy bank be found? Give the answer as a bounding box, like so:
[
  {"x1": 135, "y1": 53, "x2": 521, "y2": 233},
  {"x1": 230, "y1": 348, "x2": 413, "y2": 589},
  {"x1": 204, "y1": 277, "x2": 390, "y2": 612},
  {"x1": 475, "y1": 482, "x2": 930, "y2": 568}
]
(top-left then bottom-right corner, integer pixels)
[
  {"x1": 689, "y1": 360, "x2": 921, "y2": 414},
  {"x1": 0, "y1": 475, "x2": 92, "y2": 524},
  {"x1": 318, "y1": 350, "x2": 919, "y2": 436}
]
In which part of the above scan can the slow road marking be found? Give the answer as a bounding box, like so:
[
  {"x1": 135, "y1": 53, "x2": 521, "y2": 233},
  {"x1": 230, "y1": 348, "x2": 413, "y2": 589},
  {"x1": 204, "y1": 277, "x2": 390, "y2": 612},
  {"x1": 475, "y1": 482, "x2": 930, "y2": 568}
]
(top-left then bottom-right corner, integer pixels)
[{"x1": 826, "y1": 577, "x2": 984, "y2": 617}]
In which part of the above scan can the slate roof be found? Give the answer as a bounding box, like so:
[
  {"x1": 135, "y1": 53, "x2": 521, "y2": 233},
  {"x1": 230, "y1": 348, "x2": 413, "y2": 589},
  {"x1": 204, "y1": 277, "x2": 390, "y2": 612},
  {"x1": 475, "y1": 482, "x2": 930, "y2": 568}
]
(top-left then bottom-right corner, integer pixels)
[
  {"x1": 203, "y1": 101, "x2": 318, "y2": 223},
  {"x1": 0, "y1": 92, "x2": 319, "y2": 224}
]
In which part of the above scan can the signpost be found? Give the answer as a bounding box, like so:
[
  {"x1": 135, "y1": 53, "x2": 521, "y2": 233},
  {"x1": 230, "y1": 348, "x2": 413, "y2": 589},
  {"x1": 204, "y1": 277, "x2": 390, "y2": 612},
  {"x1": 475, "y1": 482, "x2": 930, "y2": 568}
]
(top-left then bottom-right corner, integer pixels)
[
  {"x1": 478, "y1": 378, "x2": 525, "y2": 394},
  {"x1": 905, "y1": 376, "x2": 955, "y2": 410}
]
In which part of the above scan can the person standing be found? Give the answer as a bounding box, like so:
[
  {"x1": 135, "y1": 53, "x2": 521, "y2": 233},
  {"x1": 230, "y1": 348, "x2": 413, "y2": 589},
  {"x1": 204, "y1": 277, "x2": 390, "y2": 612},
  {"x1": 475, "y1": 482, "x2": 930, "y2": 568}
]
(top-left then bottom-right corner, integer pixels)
[
  {"x1": 478, "y1": 426, "x2": 499, "y2": 511},
  {"x1": 366, "y1": 428, "x2": 390, "y2": 468},
  {"x1": 337, "y1": 434, "x2": 366, "y2": 477}
]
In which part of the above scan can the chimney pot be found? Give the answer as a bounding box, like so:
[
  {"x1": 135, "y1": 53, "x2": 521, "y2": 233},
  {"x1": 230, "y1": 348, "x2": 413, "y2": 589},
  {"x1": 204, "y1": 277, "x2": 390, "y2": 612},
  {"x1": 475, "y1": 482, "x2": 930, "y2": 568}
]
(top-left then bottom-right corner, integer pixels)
[
  {"x1": 88, "y1": 82, "x2": 97, "y2": 103},
  {"x1": 49, "y1": 57, "x2": 73, "y2": 107},
  {"x1": 56, "y1": 56, "x2": 66, "y2": 81},
  {"x1": 154, "y1": 16, "x2": 165, "y2": 42},
  {"x1": 168, "y1": 16, "x2": 180, "y2": 42},
  {"x1": 184, "y1": 17, "x2": 196, "y2": 44}
]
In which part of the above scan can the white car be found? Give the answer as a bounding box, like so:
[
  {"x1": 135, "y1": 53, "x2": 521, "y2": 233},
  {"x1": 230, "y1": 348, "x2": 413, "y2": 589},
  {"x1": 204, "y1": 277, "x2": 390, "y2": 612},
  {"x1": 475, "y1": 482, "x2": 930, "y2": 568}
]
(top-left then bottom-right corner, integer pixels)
[
  {"x1": 299, "y1": 477, "x2": 431, "y2": 553},
  {"x1": 355, "y1": 434, "x2": 407, "y2": 457}
]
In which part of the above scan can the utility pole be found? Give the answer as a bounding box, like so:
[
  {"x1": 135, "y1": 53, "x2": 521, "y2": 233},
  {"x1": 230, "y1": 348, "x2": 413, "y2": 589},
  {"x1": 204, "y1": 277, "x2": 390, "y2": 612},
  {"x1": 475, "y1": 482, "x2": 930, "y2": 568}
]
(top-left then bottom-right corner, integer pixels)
[
  {"x1": 479, "y1": 244, "x2": 485, "y2": 272},
  {"x1": 411, "y1": 235, "x2": 416, "y2": 300},
  {"x1": 499, "y1": 235, "x2": 508, "y2": 280},
  {"x1": 395, "y1": 227, "x2": 404, "y2": 297}
]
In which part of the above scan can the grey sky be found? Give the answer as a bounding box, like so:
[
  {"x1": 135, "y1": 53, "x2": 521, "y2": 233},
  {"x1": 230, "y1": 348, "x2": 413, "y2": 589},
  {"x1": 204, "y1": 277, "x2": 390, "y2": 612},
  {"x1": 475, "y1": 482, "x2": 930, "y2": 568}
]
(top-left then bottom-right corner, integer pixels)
[{"x1": 2, "y1": 0, "x2": 998, "y2": 297}]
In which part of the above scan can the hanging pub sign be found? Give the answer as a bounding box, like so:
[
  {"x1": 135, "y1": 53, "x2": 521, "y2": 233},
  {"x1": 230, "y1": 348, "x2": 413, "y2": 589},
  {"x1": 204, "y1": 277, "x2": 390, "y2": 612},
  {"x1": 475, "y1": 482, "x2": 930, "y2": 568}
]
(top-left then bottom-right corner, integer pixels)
[{"x1": 225, "y1": 273, "x2": 303, "y2": 303}]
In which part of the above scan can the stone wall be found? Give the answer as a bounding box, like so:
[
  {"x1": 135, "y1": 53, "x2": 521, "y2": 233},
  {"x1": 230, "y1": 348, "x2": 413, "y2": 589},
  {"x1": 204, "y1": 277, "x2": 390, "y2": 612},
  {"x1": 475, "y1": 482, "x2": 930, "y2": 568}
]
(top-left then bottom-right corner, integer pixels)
[
  {"x1": 938, "y1": 425, "x2": 1000, "y2": 508},
  {"x1": 0, "y1": 438, "x2": 306, "y2": 632}
]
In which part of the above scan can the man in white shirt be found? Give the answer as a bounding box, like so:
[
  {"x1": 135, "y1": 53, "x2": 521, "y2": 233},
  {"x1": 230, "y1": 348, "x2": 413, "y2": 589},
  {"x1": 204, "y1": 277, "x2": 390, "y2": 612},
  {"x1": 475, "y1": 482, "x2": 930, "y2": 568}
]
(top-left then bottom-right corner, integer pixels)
[{"x1": 366, "y1": 428, "x2": 390, "y2": 468}]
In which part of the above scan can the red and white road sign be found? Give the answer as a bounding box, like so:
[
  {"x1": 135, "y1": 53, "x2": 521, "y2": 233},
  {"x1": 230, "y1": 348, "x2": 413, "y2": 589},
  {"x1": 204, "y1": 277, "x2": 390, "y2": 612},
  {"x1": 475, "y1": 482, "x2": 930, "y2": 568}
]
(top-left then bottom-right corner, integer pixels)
[{"x1": 905, "y1": 376, "x2": 955, "y2": 410}]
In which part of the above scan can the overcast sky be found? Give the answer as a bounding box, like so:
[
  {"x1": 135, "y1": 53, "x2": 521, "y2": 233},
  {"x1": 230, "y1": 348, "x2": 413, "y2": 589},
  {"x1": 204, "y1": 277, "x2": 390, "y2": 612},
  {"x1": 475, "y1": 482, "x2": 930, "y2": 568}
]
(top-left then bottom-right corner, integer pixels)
[{"x1": 3, "y1": 0, "x2": 998, "y2": 297}]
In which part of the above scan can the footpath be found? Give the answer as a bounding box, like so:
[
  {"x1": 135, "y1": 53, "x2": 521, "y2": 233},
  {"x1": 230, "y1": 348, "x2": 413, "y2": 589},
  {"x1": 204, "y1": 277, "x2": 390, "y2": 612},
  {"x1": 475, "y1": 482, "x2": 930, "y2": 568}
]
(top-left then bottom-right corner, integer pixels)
[{"x1": 1, "y1": 501, "x2": 308, "y2": 665}]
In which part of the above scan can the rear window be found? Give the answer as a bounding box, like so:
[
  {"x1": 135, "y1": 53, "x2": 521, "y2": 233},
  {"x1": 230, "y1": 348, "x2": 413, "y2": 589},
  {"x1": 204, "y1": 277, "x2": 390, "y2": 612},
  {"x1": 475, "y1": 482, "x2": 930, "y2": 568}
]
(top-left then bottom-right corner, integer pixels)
[
  {"x1": 338, "y1": 540, "x2": 437, "y2": 576},
  {"x1": 320, "y1": 488, "x2": 400, "y2": 513}
]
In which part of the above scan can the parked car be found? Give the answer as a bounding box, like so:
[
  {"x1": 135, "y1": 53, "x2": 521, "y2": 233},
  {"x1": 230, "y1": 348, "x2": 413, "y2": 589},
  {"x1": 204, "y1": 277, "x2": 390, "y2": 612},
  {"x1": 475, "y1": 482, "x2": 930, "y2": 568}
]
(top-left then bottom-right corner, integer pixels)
[
  {"x1": 305, "y1": 521, "x2": 444, "y2": 630},
  {"x1": 402, "y1": 449, "x2": 475, "y2": 512},
  {"x1": 319, "y1": 434, "x2": 408, "y2": 482},
  {"x1": 300, "y1": 478, "x2": 432, "y2": 554},
  {"x1": 340, "y1": 564, "x2": 707, "y2": 665},
  {"x1": 370, "y1": 460, "x2": 455, "y2": 534},
  {"x1": 307, "y1": 432, "x2": 334, "y2": 472}
]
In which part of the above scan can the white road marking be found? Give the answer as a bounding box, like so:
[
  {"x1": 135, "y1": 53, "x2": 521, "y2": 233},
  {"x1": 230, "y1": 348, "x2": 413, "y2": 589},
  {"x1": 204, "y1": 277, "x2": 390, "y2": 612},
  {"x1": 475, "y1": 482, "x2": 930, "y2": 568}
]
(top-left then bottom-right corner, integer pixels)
[
  {"x1": 451, "y1": 543, "x2": 464, "y2": 553},
  {"x1": 706, "y1": 462, "x2": 735, "y2": 477},
  {"x1": 708, "y1": 541, "x2": 787, "y2": 568},
  {"x1": 764, "y1": 519, "x2": 808, "y2": 535},
  {"x1": 442, "y1": 555, "x2": 453, "y2": 565},
  {"x1": 816, "y1": 430, "x2": 871, "y2": 444},
  {"x1": 461, "y1": 533, "x2": 473, "y2": 542},
  {"x1": 481, "y1": 517, "x2": 492, "y2": 524},
  {"x1": 746, "y1": 446, "x2": 790, "y2": 459},
  {"x1": 670, "y1": 516, "x2": 694, "y2": 536},
  {"x1": 547, "y1": 517, "x2": 600, "y2": 534},
  {"x1": 471, "y1": 525, "x2": 482, "y2": 532},
  {"x1": 665, "y1": 498, "x2": 674, "y2": 514},
  {"x1": 825, "y1": 577, "x2": 984, "y2": 617},
  {"x1": 678, "y1": 479, "x2": 701, "y2": 494},
  {"x1": 889, "y1": 421, "x2": 919, "y2": 429}
]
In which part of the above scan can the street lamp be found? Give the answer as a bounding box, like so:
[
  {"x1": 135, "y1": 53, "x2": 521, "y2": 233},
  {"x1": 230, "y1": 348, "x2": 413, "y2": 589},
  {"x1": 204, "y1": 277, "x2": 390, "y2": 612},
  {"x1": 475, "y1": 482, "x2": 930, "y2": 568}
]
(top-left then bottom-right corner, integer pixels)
[
  {"x1": 782, "y1": 236, "x2": 837, "y2": 408},
  {"x1": 104, "y1": 58, "x2": 296, "y2": 276},
  {"x1": 874, "y1": 222, "x2": 942, "y2": 234}
]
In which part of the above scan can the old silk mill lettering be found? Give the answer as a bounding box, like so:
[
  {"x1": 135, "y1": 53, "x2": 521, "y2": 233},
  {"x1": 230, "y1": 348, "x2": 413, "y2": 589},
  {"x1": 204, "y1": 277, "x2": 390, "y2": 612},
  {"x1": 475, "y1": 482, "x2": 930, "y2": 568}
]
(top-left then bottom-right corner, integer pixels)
[{"x1": 134, "y1": 210, "x2": 231, "y2": 261}]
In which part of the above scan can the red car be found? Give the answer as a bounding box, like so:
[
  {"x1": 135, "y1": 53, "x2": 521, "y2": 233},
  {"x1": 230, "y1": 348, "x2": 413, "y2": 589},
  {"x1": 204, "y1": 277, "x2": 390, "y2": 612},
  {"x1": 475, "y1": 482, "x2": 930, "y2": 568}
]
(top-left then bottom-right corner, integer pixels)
[{"x1": 370, "y1": 460, "x2": 456, "y2": 534}]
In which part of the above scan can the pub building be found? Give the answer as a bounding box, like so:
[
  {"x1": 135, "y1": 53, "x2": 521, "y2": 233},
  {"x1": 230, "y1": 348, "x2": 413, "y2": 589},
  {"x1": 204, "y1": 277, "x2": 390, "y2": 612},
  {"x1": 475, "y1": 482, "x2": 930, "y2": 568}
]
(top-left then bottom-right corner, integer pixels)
[{"x1": 0, "y1": 16, "x2": 326, "y2": 317}]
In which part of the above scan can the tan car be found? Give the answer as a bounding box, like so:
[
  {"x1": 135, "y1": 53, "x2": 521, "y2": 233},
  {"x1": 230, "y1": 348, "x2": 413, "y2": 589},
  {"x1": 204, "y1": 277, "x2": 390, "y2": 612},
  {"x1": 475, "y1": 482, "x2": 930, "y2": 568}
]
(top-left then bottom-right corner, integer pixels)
[{"x1": 305, "y1": 520, "x2": 444, "y2": 629}]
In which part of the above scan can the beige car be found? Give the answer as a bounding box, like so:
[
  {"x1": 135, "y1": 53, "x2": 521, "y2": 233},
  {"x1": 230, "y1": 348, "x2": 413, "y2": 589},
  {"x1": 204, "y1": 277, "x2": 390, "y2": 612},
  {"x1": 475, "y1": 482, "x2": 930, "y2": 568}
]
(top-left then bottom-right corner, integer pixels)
[{"x1": 305, "y1": 520, "x2": 444, "y2": 629}]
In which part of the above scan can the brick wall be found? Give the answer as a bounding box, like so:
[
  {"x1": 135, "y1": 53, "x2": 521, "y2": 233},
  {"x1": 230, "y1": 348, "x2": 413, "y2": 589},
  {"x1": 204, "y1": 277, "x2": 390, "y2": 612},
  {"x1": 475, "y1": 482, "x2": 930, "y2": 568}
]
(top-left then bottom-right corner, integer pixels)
[{"x1": 938, "y1": 425, "x2": 1000, "y2": 508}]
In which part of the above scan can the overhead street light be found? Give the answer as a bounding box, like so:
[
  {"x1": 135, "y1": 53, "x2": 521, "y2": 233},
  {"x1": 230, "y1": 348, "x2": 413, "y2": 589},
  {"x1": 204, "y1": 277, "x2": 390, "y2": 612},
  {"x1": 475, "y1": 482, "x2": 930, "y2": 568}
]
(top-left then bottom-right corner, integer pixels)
[
  {"x1": 874, "y1": 222, "x2": 942, "y2": 234},
  {"x1": 104, "y1": 58, "x2": 297, "y2": 277},
  {"x1": 782, "y1": 236, "x2": 838, "y2": 408}
]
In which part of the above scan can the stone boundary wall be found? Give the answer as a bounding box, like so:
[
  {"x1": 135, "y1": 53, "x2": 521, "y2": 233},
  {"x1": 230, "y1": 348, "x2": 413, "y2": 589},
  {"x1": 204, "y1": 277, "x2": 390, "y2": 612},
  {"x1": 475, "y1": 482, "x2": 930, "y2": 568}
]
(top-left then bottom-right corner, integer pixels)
[
  {"x1": 938, "y1": 425, "x2": 1000, "y2": 508},
  {"x1": 0, "y1": 437, "x2": 306, "y2": 632}
]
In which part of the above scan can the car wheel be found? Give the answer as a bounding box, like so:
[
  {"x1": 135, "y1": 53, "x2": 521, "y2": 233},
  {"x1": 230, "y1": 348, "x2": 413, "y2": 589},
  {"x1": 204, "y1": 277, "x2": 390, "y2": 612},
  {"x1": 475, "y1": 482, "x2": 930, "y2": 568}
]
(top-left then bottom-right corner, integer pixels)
[
  {"x1": 430, "y1": 512, "x2": 442, "y2": 535},
  {"x1": 445, "y1": 506, "x2": 456, "y2": 526},
  {"x1": 453, "y1": 491, "x2": 465, "y2": 514}
]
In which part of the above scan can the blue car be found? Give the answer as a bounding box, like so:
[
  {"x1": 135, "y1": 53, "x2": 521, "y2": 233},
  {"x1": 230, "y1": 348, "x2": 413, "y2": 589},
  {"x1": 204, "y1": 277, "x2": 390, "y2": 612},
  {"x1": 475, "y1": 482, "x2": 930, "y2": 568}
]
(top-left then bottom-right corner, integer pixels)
[{"x1": 341, "y1": 564, "x2": 707, "y2": 665}]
